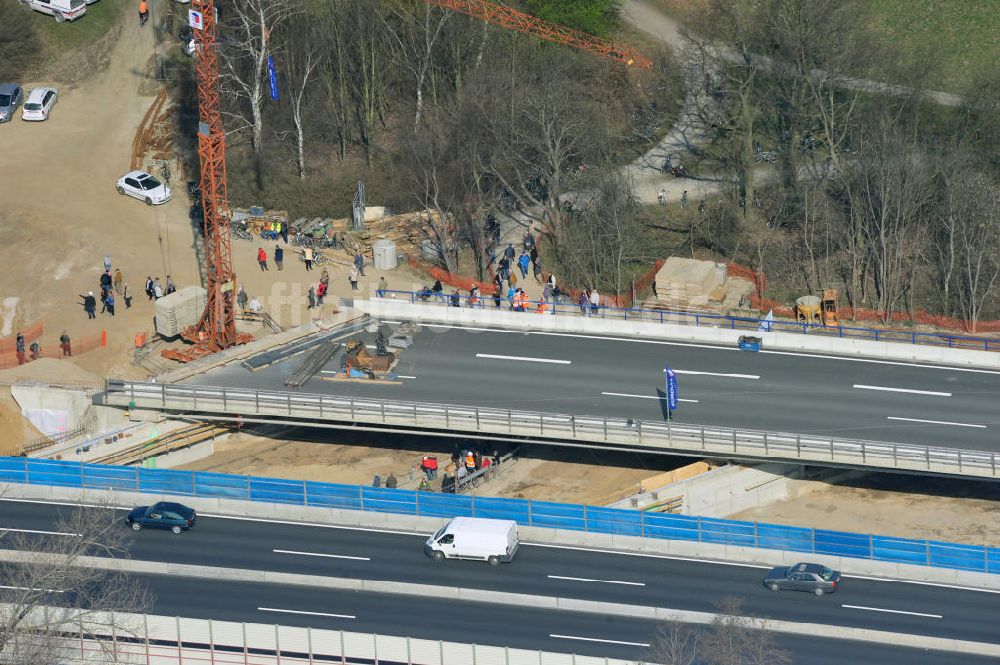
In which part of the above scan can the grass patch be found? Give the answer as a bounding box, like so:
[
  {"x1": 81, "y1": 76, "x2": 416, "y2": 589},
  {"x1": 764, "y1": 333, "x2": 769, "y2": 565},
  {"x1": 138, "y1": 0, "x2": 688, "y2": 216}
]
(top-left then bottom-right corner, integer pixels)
[
  {"x1": 867, "y1": 0, "x2": 999, "y2": 93},
  {"x1": 31, "y1": 0, "x2": 126, "y2": 53}
]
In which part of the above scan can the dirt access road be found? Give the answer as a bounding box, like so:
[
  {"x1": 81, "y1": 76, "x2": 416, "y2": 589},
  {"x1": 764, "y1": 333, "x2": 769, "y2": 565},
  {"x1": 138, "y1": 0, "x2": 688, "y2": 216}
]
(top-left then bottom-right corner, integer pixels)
[{"x1": 0, "y1": 12, "x2": 201, "y2": 379}]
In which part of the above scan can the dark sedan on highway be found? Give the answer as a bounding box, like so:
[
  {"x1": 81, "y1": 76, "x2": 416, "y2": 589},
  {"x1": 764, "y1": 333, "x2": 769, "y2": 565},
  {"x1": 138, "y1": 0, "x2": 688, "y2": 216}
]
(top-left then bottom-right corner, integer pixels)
[
  {"x1": 764, "y1": 562, "x2": 840, "y2": 596},
  {"x1": 126, "y1": 502, "x2": 196, "y2": 534}
]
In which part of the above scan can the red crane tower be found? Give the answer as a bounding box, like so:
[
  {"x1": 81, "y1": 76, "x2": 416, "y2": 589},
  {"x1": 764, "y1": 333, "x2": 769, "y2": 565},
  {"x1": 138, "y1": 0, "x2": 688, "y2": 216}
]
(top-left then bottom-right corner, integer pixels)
[
  {"x1": 164, "y1": 0, "x2": 252, "y2": 362},
  {"x1": 424, "y1": 0, "x2": 653, "y2": 69}
]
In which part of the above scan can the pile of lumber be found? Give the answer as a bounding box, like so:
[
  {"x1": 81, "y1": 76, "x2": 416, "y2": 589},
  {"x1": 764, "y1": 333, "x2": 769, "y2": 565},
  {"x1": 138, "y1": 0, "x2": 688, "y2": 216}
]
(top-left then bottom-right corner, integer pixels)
[{"x1": 650, "y1": 257, "x2": 724, "y2": 311}]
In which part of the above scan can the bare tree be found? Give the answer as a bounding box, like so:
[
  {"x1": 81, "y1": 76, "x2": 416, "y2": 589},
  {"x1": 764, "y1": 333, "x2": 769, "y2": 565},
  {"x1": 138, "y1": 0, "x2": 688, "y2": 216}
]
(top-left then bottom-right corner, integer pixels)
[
  {"x1": 386, "y1": 1, "x2": 451, "y2": 130},
  {"x1": 219, "y1": 0, "x2": 300, "y2": 180},
  {"x1": 953, "y1": 174, "x2": 1000, "y2": 331},
  {"x1": 0, "y1": 498, "x2": 151, "y2": 665},
  {"x1": 279, "y1": 12, "x2": 320, "y2": 179},
  {"x1": 701, "y1": 597, "x2": 791, "y2": 665},
  {"x1": 646, "y1": 620, "x2": 698, "y2": 665}
]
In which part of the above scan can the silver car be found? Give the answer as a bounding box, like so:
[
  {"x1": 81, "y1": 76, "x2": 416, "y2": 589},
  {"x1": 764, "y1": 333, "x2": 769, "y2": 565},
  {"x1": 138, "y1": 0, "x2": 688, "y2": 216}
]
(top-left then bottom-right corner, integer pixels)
[
  {"x1": 764, "y1": 562, "x2": 841, "y2": 596},
  {"x1": 0, "y1": 83, "x2": 23, "y2": 123}
]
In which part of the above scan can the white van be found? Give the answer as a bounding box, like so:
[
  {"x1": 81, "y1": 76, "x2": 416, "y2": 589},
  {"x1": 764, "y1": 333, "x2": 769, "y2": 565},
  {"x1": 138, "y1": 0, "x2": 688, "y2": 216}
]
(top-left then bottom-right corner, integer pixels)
[
  {"x1": 21, "y1": 0, "x2": 87, "y2": 22},
  {"x1": 424, "y1": 517, "x2": 519, "y2": 566}
]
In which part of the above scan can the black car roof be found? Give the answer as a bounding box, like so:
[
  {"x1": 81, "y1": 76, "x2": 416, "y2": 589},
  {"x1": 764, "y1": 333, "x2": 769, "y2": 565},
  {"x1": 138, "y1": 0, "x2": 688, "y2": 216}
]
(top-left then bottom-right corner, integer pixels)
[{"x1": 154, "y1": 501, "x2": 193, "y2": 514}]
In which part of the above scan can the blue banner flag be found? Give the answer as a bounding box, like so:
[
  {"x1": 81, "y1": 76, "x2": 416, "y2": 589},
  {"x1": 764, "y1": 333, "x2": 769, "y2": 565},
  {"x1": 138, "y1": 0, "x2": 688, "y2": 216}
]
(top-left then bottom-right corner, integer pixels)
[
  {"x1": 666, "y1": 366, "x2": 678, "y2": 411},
  {"x1": 267, "y1": 55, "x2": 279, "y2": 101}
]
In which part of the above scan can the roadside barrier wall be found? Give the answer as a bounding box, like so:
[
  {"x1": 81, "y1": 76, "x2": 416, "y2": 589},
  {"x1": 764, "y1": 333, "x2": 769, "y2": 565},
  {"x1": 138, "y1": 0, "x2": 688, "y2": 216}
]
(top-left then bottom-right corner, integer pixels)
[{"x1": 1, "y1": 457, "x2": 995, "y2": 575}]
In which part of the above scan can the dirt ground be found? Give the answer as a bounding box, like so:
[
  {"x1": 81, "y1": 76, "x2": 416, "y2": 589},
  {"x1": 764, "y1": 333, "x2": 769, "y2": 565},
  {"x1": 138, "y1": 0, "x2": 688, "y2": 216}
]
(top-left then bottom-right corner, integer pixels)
[
  {"x1": 730, "y1": 473, "x2": 1000, "y2": 545},
  {"x1": 177, "y1": 427, "x2": 669, "y2": 505}
]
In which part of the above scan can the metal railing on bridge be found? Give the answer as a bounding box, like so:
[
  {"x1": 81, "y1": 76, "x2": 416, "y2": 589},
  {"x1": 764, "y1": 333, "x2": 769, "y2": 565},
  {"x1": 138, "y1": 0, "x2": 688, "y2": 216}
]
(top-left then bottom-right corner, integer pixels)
[
  {"x1": 104, "y1": 380, "x2": 1000, "y2": 479},
  {"x1": 370, "y1": 289, "x2": 1000, "y2": 352},
  {"x1": 0, "y1": 457, "x2": 997, "y2": 574}
]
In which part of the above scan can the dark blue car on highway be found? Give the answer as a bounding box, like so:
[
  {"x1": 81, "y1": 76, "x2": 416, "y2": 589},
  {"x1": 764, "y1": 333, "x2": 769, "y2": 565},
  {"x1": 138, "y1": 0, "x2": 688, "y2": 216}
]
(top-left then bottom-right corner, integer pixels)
[{"x1": 126, "y1": 502, "x2": 196, "y2": 534}]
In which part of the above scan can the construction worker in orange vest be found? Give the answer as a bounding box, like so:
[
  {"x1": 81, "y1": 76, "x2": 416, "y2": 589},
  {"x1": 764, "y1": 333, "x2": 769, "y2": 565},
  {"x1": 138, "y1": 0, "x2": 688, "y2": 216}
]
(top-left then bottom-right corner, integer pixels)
[
  {"x1": 535, "y1": 299, "x2": 548, "y2": 314},
  {"x1": 138, "y1": 0, "x2": 149, "y2": 26}
]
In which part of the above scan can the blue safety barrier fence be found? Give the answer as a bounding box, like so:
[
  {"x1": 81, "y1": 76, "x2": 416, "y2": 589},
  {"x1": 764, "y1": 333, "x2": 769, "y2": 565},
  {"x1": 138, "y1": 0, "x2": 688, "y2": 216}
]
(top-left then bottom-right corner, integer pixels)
[
  {"x1": 0, "y1": 457, "x2": 995, "y2": 574},
  {"x1": 376, "y1": 290, "x2": 1000, "y2": 352}
]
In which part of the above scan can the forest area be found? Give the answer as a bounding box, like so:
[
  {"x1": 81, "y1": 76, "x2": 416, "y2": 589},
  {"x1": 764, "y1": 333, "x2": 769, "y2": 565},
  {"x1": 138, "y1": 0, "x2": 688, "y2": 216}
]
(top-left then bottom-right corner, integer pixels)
[{"x1": 207, "y1": 0, "x2": 1000, "y2": 329}]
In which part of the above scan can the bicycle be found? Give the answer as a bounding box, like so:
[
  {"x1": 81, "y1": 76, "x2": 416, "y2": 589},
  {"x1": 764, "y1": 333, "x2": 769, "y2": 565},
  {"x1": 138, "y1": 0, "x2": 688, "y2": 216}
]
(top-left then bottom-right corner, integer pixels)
[{"x1": 231, "y1": 224, "x2": 253, "y2": 242}]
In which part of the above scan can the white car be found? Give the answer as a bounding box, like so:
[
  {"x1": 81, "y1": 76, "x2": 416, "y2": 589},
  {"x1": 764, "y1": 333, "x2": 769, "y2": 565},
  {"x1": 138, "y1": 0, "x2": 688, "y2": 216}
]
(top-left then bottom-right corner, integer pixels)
[
  {"x1": 20, "y1": 0, "x2": 87, "y2": 22},
  {"x1": 117, "y1": 170, "x2": 172, "y2": 206},
  {"x1": 22, "y1": 87, "x2": 58, "y2": 121}
]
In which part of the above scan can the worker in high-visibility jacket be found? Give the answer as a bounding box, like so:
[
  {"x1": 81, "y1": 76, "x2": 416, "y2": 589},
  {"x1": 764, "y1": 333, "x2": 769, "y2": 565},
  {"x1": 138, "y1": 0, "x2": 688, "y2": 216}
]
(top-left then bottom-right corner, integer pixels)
[{"x1": 138, "y1": 0, "x2": 149, "y2": 26}]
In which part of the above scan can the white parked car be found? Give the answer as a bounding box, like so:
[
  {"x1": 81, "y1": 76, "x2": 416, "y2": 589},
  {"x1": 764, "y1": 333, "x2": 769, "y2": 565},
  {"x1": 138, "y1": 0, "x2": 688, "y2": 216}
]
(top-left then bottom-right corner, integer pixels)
[
  {"x1": 117, "y1": 170, "x2": 172, "y2": 206},
  {"x1": 20, "y1": 0, "x2": 87, "y2": 22},
  {"x1": 22, "y1": 87, "x2": 58, "y2": 121}
]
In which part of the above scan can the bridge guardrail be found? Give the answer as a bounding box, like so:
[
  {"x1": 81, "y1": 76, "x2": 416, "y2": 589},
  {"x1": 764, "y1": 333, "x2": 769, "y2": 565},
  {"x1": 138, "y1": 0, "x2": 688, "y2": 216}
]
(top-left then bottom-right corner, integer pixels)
[
  {"x1": 104, "y1": 381, "x2": 1000, "y2": 479},
  {"x1": 373, "y1": 290, "x2": 1000, "y2": 352},
  {"x1": 1, "y1": 456, "x2": 996, "y2": 575}
]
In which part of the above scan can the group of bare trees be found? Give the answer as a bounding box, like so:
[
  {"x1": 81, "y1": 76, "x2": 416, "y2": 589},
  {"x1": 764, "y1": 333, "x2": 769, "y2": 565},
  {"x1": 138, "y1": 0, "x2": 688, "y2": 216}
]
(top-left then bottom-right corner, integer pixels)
[{"x1": 675, "y1": 0, "x2": 1000, "y2": 327}]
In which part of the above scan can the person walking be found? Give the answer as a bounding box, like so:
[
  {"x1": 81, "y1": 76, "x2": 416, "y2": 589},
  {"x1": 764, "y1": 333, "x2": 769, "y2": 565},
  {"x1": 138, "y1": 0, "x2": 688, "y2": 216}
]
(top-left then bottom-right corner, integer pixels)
[
  {"x1": 517, "y1": 251, "x2": 530, "y2": 279},
  {"x1": 60, "y1": 331, "x2": 72, "y2": 357},
  {"x1": 681, "y1": 190, "x2": 689, "y2": 209},
  {"x1": 138, "y1": 0, "x2": 149, "y2": 26},
  {"x1": 257, "y1": 247, "x2": 268, "y2": 271},
  {"x1": 236, "y1": 284, "x2": 248, "y2": 312},
  {"x1": 579, "y1": 289, "x2": 590, "y2": 316},
  {"x1": 354, "y1": 251, "x2": 366, "y2": 277},
  {"x1": 15, "y1": 333, "x2": 26, "y2": 365},
  {"x1": 450, "y1": 290, "x2": 461, "y2": 307},
  {"x1": 104, "y1": 255, "x2": 113, "y2": 273},
  {"x1": 99, "y1": 287, "x2": 110, "y2": 314},
  {"x1": 100, "y1": 270, "x2": 112, "y2": 293},
  {"x1": 274, "y1": 245, "x2": 284, "y2": 271},
  {"x1": 377, "y1": 276, "x2": 388, "y2": 298},
  {"x1": 316, "y1": 280, "x2": 327, "y2": 305},
  {"x1": 348, "y1": 266, "x2": 359, "y2": 291},
  {"x1": 165, "y1": 275, "x2": 176, "y2": 295},
  {"x1": 105, "y1": 290, "x2": 116, "y2": 316},
  {"x1": 508, "y1": 268, "x2": 518, "y2": 289},
  {"x1": 523, "y1": 229, "x2": 535, "y2": 252},
  {"x1": 658, "y1": 189, "x2": 667, "y2": 206},
  {"x1": 529, "y1": 245, "x2": 539, "y2": 270},
  {"x1": 123, "y1": 283, "x2": 132, "y2": 309},
  {"x1": 113, "y1": 268, "x2": 123, "y2": 295},
  {"x1": 503, "y1": 243, "x2": 515, "y2": 263},
  {"x1": 589, "y1": 288, "x2": 600, "y2": 316},
  {"x1": 29, "y1": 340, "x2": 40, "y2": 361},
  {"x1": 145, "y1": 276, "x2": 155, "y2": 300},
  {"x1": 82, "y1": 292, "x2": 97, "y2": 319},
  {"x1": 307, "y1": 284, "x2": 316, "y2": 310},
  {"x1": 532, "y1": 256, "x2": 543, "y2": 283},
  {"x1": 385, "y1": 472, "x2": 398, "y2": 489},
  {"x1": 493, "y1": 287, "x2": 503, "y2": 309},
  {"x1": 542, "y1": 281, "x2": 553, "y2": 302},
  {"x1": 320, "y1": 266, "x2": 329, "y2": 287},
  {"x1": 153, "y1": 277, "x2": 163, "y2": 299},
  {"x1": 303, "y1": 247, "x2": 314, "y2": 271}
]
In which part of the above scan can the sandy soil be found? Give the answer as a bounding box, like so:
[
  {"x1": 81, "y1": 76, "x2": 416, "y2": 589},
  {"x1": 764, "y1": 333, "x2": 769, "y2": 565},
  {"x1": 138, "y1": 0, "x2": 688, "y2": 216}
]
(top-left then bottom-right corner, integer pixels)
[
  {"x1": 730, "y1": 474, "x2": 1000, "y2": 545},
  {"x1": 178, "y1": 429, "x2": 669, "y2": 505}
]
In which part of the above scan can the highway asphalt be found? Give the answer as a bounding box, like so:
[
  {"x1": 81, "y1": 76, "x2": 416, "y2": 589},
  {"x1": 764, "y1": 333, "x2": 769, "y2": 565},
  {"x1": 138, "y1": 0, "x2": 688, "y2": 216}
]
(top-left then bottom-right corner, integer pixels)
[
  {"x1": 2, "y1": 500, "x2": 997, "y2": 651},
  {"x1": 184, "y1": 324, "x2": 1000, "y2": 451}
]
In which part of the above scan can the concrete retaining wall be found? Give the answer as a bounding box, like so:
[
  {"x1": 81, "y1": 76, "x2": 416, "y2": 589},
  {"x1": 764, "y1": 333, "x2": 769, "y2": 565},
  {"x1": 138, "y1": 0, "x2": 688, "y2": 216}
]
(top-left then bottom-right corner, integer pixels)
[
  {"x1": 3, "y1": 482, "x2": 994, "y2": 591},
  {"x1": 11, "y1": 384, "x2": 94, "y2": 436},
  {"x1": 353, "y1": 300, "x2": 1000, "y2": 369}
]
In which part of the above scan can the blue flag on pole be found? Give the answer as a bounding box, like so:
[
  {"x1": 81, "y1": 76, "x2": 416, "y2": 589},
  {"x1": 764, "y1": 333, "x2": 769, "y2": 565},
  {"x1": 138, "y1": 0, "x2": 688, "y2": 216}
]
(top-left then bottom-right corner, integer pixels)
[
  {"x1": 267, "y1": 55, "x2": 279, "y2": 101},
  {"x1": 665, "y1": 366, "x2": 678, "y2": 411}
]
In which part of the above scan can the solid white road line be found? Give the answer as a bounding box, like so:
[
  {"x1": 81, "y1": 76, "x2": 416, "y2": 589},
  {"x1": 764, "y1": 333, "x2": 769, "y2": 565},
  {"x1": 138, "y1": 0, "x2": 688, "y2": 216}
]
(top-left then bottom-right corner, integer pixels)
[
  {"x1": 0, "y1": 585, "x2": 65, "y2": 593},
  {"x1": 601, "y1": 391, "x2": 699, "y2": 403},
  {"x1": 524, "y1": 542, "x2": 770, "y2": 570},
  {"x1": 854, "y1": 384, "x2": 952, "y2": 397},
  {"x1": 258, "y1": 607, "x2": 355, "y2": 620},
  {"x1": 0, "y1": 527, "x2": 81, "y2": 537},
  {"x1": 842, "y1": 604, "x2": 943, "y2": 619},
  {"x1": 550, "y1": 634, "x2": 650, "y2": 648},
  {"x1": 475, "y1": 353, "x2": 571, "y2": 365},
  {"x1": 548, "y1": 574, "x2": 646, "y2": 587},
  {"x1": 673, "y1": 369, "x2": 759, "y2": 380},
  {"x1": 886, "y1": 416, "x2": 986, "y2": 429},
  {"x1": 396, "y1": 375, "x2": 417, "y2": 379},
  {"x1": 274, "y1": 548, "x2": 370, "y2": 561}
]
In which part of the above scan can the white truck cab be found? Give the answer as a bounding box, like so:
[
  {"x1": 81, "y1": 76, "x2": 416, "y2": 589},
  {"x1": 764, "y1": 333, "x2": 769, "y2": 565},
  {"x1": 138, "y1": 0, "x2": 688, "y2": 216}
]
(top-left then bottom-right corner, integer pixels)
[{"x1": 425, "y1": 517, "x2": 519, "y2": 566}]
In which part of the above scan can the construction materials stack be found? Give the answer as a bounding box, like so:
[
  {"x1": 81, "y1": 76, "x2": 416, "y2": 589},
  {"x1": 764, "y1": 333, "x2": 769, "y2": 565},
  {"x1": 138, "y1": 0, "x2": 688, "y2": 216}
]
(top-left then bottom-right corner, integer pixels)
[
  {"x1": 646, "y1": 257, "x2": 754, "y2": 314},
  {"x1": 155, "y1": 286, "x2": 208, "y2": 338}
]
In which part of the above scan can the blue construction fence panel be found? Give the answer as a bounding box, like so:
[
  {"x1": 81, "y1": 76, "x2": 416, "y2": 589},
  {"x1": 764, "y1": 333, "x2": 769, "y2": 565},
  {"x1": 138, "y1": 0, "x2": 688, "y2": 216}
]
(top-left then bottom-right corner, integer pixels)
[
  {"x1": 194, "y1": 471, "x2": 251, "y2": 500},
  {"x1": 927, "y1": 541, "x2": 988, "y2": 572},
  {"x1": 528, "y1": 500, "x2": 586, "y2": 531},
  {"x1": 26, "y1": 458, "x2": 84, "y2": 488},
  {"x1": 813, "y1": 529, "x2": 872, "y2": 559},
  {"x1": 872, "y1": 535, "x2": 928, "y2": 566},
  {"x1": 250, "y1": 476, "x2": 306, "y2": 505},
  {"x1": 470, "y1": 496, "x2": 531, "y2": 525},
  {"x1": 0, "y1": 457, "x2": 28, "y2": 483},
  {"x1": 641, "y1": 512, "x2": 701, "y2": 542},
  {"x1": 755, "y1": 523, "x2": 814, "y2": 554},
  {"x1": 361, "y1": 486, "x2": 418, "y2": 515},
  {"x1": 82, "y1": 464, "x2": 139, "y2": 492},
  {"x1": 988, "y1": 547, "x2": 1000, "y2": 575},
  {"x1": 137, "y1": 468, "x2": 197, "y2": 495},
  {"x1": 415, "y1": 491, "x2": 471, "y2": 518},
  {"x1": 585, "y1": 506, "x2": 643, "y2": 537},
  {"x1": 304, "y1": 481, "x2": 361, "y2": 510},
  {"x1": 699, "y1": 517, "x2": 756, "y2": 547}
]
